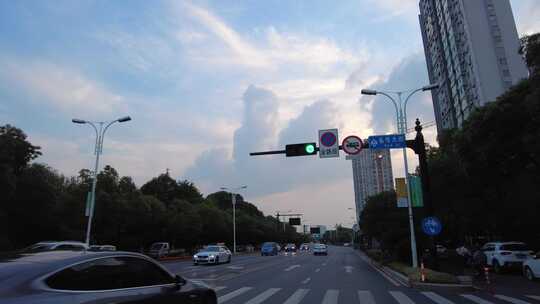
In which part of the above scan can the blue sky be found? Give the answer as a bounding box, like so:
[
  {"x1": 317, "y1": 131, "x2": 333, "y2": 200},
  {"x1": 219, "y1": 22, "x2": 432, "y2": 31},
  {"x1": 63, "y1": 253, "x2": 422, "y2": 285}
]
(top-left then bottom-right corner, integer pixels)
[{"x1": 1, "y1": 0, "x2": 538, "y2": 227}]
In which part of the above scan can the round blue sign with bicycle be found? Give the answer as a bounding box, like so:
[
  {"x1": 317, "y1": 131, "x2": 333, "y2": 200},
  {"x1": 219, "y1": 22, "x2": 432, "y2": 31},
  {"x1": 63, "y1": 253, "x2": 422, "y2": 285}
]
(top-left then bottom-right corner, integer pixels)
[{"x1": 422, "y1": 216, "x2": 442, "y2": 236}]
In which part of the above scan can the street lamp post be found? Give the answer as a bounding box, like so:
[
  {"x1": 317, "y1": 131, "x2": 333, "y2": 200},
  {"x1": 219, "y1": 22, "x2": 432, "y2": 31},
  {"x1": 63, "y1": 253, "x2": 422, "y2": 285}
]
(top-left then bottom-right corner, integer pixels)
[
  {"x1": 348, "y1": 208, "x2": 357, "y2": 247},
  {"x1": 220, "y1": 185, "x2": 247, "y2": 255},
  {"x1": 72, "y1": 116, "x2": 131, "y2": 246},
  {"x1": 361, "y1": 84, "x2": 438, "y2": 267}
]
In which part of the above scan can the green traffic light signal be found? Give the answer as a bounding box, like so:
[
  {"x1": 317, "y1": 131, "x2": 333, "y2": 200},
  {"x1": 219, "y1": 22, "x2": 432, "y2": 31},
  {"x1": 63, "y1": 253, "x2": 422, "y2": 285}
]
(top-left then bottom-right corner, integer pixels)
[{"x1": 285, "y1": 142, "x2": 317, "y2": 157}]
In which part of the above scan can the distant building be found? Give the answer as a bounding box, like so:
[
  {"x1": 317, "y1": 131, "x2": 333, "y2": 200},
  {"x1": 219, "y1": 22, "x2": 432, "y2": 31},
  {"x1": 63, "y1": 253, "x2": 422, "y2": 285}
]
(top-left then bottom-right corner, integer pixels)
[
  {"x1": 419, "y1": 0, "x2": 528, "y2": 132},
  {"x1": 347, "y1": 149, "x2": 393, "y2": 225}
]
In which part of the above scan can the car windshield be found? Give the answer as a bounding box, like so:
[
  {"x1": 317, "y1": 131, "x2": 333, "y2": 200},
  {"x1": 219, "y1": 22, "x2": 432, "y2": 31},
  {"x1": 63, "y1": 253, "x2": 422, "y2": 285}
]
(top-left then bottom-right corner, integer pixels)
[
  {"x1": 501, "y1": 244, "x2": 529, "y2": 251},
  {"x1": 204, "y1": 246, "x2": 220, "y2": 252},
  {"x1": 262, "y1": 243, "x2": 274, "y2": 248},
  {"x1": 150, "y1": 244, "x2": 164, "y2": 250}
]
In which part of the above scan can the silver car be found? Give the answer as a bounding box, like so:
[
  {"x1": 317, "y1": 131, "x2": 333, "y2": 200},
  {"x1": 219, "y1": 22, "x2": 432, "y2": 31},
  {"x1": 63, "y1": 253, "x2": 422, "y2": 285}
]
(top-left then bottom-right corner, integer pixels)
[
  {"x1": 193, "y1": 245, "x2": 232, "y2": 265},
  {"x1": 0, "y1": 251, "x2": 217, "y2": 304}
]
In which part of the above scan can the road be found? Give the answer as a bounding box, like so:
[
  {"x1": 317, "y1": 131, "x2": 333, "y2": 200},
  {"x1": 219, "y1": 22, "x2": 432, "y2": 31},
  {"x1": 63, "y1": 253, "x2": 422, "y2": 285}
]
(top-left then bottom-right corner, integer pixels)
[{"x1": 162, "y1": 246, "x2": 540, "y2": 304}]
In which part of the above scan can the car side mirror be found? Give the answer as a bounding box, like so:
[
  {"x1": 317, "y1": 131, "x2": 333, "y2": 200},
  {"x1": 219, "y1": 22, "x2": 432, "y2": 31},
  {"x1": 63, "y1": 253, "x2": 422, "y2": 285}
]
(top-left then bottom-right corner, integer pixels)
[{"x1": 175, "y1": 275, "x2": 187, "y2": 288}]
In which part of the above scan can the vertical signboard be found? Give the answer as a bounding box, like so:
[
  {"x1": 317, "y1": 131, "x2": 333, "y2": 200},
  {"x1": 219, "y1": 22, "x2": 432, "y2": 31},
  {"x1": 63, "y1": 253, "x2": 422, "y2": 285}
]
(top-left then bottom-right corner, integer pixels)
[
  {"x1": 409, "y1": 175, "x2": 424, "y2": 207},
  {"x1": 318, "y1": 129, "x2": 339, "y2": 158},
  {"x1": 395, "y1": 178, "x2": 408, "y2": 208}
]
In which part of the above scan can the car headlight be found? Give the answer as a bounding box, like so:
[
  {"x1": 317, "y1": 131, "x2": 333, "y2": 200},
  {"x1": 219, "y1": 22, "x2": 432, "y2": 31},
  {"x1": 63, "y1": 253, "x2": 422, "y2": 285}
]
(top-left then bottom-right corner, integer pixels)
[{"x1": 209, "y1": 254, "x2": 215, "y2": 258}]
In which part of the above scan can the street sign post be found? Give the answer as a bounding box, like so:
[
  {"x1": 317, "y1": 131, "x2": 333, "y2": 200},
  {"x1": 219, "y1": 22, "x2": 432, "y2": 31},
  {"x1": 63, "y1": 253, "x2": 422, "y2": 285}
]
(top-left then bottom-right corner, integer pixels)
[
  {"x1": 368, "y1": 134, "x2": 406, "y2": 149},
  {"x1": 422, "y1": 216, "x2": 442, "y2": 236},
  {"x1": 318, "y1": 129, "x2": 339, "y2": 158},
  {"x1": 342, "y1": 135, "x2": 363, "y2": 155}
]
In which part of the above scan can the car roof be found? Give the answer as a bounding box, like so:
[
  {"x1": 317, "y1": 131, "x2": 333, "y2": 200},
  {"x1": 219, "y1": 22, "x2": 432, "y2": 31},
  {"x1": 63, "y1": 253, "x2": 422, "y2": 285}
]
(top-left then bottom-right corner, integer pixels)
[{"x1": 0, "y1": 251, "x2": 149, "y2": 289}]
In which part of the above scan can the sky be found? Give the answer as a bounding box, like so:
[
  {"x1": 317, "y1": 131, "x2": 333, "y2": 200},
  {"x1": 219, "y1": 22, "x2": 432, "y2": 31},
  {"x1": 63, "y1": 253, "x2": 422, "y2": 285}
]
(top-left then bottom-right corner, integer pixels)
[{"x1": 1, "y1": 0, "x2": 539, "y2": 228}]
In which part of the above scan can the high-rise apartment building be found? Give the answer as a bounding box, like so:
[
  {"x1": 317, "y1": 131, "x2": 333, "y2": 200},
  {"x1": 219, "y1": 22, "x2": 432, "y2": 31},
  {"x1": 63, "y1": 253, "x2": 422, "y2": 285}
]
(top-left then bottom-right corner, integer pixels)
[
  {"x1": 419, "y1": 0, "x2": 528, "y2": 132},
  {"x1": 347, "y1": 149, "x2": 393, "y2": 225}
]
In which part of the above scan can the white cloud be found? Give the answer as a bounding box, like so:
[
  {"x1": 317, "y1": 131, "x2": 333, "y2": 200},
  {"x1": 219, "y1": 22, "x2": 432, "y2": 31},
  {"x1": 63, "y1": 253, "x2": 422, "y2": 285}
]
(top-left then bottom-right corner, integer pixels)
[
  {"x1": 365, "y1": 0, "x2": 418, "y2": 21},
  {"x1": 177, "y1": 2, "x2": 364, "y2": 71},
  {"x1": 2, "y1": 60, "x2": 126, "y2": 117}
]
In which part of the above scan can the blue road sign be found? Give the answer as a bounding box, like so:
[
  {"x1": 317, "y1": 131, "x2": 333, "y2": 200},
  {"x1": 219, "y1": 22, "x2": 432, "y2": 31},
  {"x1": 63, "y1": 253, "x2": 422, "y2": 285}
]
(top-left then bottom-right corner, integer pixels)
[
  {"x1": 367, "y1": 134, "x2": 406, "y2": 149},
  {"x1": 422, "y1": 217, "x2": 442, "y2": 236}
]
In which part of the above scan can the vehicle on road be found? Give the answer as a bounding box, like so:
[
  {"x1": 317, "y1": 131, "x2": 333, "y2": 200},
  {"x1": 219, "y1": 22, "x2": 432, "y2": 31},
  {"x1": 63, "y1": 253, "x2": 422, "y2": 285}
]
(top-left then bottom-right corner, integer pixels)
[
  {"x1": 299, "y1": 243, "x2": 310, "y2": 251},
  {"x1": 193, "y1": 245, "x2": 232, "y2": 265},
  {"x1": 284, "y1": 243, "x2": 297, "y2": 253},
  {"x1": 343, "y1": 243, "x2": 350, "y2": 247},
  {"x1": 261, "y1": 242, "x2": 279, "y2": 256},
  {"x1": 0, "y1": 251, "x2": 217, "y2": 304},
  {"x1": 313, "y1": 244, "x2": 328, "y2": 256},
  {"x1": 436, "y1": 245, "x2": 448, "y2": 258},
  {"x1": 21, "y1": 241, "x2": 88, "y2": 253},
  {"x1": 523, "y1": 252, "x2": 540, "y2": 281},
  {"x1": 482, "y1": 242, "x2": 534, "y2": 273},
  {"x1": 148, "y1": 242, "x2": 170, "y2": 258},
  {"x1": 89, "y1": 245, "x2": 116, "y2": 251}
]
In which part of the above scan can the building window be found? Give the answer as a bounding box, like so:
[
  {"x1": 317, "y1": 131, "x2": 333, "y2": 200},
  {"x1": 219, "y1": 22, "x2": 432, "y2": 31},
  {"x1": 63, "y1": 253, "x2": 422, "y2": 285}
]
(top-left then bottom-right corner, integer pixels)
[{"x1": 502, "y1": 69, "x2": 510, "y2": 77}]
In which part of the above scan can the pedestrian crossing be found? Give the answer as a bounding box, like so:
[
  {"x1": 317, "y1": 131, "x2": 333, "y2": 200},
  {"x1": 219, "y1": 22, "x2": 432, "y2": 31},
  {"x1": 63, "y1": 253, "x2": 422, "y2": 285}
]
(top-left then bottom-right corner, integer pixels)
[{"x1": 213, "y1": 286, "x2": 540, "y2": 304}]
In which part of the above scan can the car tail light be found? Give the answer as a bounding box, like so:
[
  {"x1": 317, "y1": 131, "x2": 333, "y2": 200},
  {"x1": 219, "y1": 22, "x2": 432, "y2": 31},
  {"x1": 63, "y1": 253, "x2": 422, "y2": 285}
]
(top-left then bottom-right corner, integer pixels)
[{"x1": 500, "y1": 252, "x2": 512, "y2": 255}]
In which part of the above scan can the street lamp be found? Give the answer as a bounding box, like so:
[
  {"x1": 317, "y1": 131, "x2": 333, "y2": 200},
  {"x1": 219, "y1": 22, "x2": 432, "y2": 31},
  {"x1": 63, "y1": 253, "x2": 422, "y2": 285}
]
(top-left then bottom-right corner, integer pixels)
[
  {"x1": 220, "y1": 185, "x2": 247, "y2": 254},
  {"x1": 72, "y1": 116, "x2": 132, "y2": 246},
  {"x1": 361, "y1": 83, "x2": 438, "y2": 267}
]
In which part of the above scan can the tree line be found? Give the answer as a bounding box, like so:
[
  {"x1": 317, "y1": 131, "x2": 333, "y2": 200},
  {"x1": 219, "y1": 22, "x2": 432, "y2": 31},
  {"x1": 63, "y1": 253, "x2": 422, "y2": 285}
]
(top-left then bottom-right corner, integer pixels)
[
  {"x1": 0, "y1": 126, "x2": 307, "y2": 252},
  {"x1": 360, "y1": 33, "x2": 540, "y2": 262}
]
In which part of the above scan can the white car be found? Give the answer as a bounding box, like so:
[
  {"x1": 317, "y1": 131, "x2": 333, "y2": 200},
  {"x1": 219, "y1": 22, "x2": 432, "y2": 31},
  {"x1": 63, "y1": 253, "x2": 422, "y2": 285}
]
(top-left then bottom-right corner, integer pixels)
[
  {"x1": 523, "y1": 253, "x2": 540, "y2": 281},
  {"x1": 482, "y1": 242, "x2": 534, "y2": 273},
  {"x1": 313, "y1": 244, "x2": 328, "y2": 256},
  {"x1": 193, "y1": 245, "x2": 232, "y2": 265},
  {"x1": 22, "y1": 241, "x2": 89, "y2": 252}
]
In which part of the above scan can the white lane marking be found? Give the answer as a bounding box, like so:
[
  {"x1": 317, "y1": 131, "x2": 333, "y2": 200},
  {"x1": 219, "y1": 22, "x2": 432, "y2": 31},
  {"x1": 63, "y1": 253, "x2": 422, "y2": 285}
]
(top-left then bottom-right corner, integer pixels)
[
  {"x1": 421, "y1": 291, "x2": 456, "y2": 304},
  {"x1": 214, "y1": 286, "x2": 226, "y2": 292},
  {"x1": 321, "y1": 289, "x2": 339, "y2": 304},
  {"x1": 389, "y1": 291, "x2": 415, "y2": 304},
  {"x1": 527, "y1": 296, "x2": 540, "y2": 301},
  {"x1": 217, "y1": 287, "x2": 252, "y2": 303},
  {"x1": 301, "y1": 277, "x2": 311, "y2": 284},
  {"x1": 358, "y1": 290, "x2": 376, "y2": 304},
  {"x1": 495, "y1": 295, "x2": 532, "y2": 304},
  {"x1": 315, "y1": 268, "x2": 321, "y2": 272},
  {"x1": 227, "y1": 266, "x2": 244, "y2": 270},
  {"x1": 284, "y1": 265, "x2": 301, "y2": 271},
  {"x1": 244, "y1": 288, "x2": 281, "y2": 304},
  {"x1": 461, "y1": 294, "x2": 495, "y2": 304},
  {"x1": 345, "y1": 266, "x2": 353, "y2": 273},
  {"x1": 283, "y1": 289, "x2": 310, "y2": 304}
]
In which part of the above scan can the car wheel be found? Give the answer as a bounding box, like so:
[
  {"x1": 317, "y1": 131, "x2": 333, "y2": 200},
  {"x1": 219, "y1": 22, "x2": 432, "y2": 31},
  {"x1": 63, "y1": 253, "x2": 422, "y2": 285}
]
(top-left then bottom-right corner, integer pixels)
[
  {"x1": 227, "y1": 256, "x2": 231, "y2": 263},
  {"x1": 525, "y1": 267, "x2": 536, "y2": 281},
  {"x1": 216, "y1": 257, "x2": 220, "y2": 265},
  {"x1": 493, "y1": 260, "x2": 502, "y2": 274},
  {"x1": 194, "y1": 262, "x2": 198, "y2": 266}
]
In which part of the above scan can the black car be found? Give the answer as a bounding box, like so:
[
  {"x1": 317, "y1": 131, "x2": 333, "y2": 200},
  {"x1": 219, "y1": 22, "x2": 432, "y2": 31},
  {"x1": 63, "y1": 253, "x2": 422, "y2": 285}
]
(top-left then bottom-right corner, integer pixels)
[{"x1": 0, "y1": 250, "x2": 217, "y2": 304}]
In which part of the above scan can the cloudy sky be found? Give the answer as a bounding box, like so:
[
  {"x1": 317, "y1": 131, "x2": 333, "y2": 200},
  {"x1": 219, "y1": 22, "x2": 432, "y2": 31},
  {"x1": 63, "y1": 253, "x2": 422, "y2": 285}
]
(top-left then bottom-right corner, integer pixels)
[{"x1": 1, "y1": 0, "x2": 538, "y2": 228}]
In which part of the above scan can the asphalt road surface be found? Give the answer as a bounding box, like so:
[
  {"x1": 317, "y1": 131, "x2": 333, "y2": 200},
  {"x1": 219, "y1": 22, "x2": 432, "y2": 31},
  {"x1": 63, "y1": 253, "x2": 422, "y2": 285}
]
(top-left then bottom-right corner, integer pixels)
[{"x1": 162, "y1": 246, "x2": 540, "y2": 304}]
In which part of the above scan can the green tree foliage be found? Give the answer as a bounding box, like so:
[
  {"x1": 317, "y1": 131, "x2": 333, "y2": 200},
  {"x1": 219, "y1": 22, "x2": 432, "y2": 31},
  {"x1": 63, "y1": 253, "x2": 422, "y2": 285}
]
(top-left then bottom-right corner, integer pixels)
[
  {"x1": 0, "y1": 126, "x2": 306, "y2": 251},
  {"x1": 360, "y1": 191, "x2": 411, "y2": 262}
]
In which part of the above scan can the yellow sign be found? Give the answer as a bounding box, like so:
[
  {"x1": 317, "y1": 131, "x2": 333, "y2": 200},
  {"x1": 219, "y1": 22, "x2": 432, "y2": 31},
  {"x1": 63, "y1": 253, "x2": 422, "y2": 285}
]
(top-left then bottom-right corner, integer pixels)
[
  {"x1": 395, "y1": 178, "x2": 408, "y2": 198},
  {"x1": 395, "y1": 178, "x2": 408, "y2": 208}
]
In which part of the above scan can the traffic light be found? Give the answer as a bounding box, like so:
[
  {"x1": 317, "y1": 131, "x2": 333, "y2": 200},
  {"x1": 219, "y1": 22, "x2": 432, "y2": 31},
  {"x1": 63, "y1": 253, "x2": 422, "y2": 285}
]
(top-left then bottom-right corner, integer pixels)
[{"x1": 285, "y1": 143, "x2": 317, "y2": 157}]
